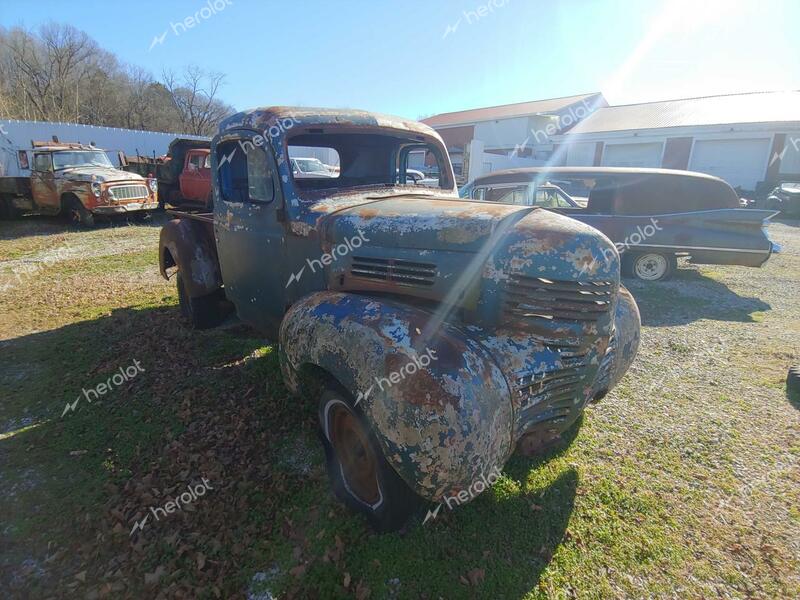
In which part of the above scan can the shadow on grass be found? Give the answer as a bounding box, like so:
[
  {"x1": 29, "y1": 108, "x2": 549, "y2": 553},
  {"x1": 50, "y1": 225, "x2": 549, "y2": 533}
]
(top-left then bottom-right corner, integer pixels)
[
  {"x1": 625, "y1": 268, "x2": 771, "y2": 327},
  {"x1": 1, "y1": 303, "x2": 582, "y2": 599}
]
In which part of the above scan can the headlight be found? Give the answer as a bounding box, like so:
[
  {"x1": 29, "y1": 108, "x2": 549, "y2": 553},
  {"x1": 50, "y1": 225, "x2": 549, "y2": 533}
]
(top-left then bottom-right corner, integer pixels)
[
  {"x1": 91, "y1": 182, "x2": 102, "y2": 197},
  {"x1": 149, "y1": 178, "x2": 158, "y2": 192}
]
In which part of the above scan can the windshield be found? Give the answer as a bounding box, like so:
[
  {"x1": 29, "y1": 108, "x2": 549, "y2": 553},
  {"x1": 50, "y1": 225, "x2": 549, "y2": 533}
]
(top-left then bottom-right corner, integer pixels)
[
  {"x1": 52, "y1": 151, "x2": 113, "y2": 170},
  {"x1": 294, "y1": 158, "x2": 328, "y2": 173},
  {"x1": 287, "y1": 131, "x2": 453, "y2": 198}
]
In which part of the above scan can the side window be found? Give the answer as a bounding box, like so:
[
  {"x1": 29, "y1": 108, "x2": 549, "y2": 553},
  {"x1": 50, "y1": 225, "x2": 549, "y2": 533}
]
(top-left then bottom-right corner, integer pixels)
[
  {"x1": 535, "y1": 189, "x2": 572, "y2": 208},
  {"x1": 472, "y1": 187, "x2": 486, "y2": 200},
  {"x1": 188, "y1": 154, "x2": 202, "y2": 170},
  {"x1": 488, "y1": 186, "x2": 529, "y2": 205},
  {"x1": 246, "y1": 146, "x2": 275, "y2": 203},
  {"x1": 216, "y1": 140, "x2": 274, "y2": 204},
  {"x1": 203, "y1": 154, "x2": 211, "y2": 169},
  {"x1": 18, "y1": 150, "x2": 29, "y2": 170},
  {"x1": 33, "y1": 154, "x2": 52, "y2": 172}
]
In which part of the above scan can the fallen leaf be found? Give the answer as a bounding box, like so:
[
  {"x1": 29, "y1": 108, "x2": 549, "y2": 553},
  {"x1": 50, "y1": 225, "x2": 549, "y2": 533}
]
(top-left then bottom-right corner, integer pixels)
[{"x1": 466, "y1": 568, "x2": 485, "y2": 586}]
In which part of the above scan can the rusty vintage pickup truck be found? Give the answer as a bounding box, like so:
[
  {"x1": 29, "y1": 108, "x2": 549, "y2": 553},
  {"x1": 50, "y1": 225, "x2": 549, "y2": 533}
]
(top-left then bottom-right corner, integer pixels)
[
  {"x1": 158, "y1": 107, "x2": 641, "y2": 530},
  {"x1": 0, "y1": 142, "x2": 158, "y2": 226}
]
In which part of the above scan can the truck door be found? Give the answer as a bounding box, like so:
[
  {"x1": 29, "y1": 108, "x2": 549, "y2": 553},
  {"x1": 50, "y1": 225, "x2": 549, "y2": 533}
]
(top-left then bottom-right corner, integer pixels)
[
  {"x1": 179, "y1": 151, "x2": 205, "y2": 202},
  {"x1": 31, "y1": 153, "x2": 59, "y2": 214},
  {"x1": 213, "y1": 135, "x2": 287, "y2": 336}
]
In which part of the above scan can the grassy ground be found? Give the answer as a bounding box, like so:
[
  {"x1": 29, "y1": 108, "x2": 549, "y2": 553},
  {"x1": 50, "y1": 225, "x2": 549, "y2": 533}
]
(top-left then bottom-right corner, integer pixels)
[{"x1": 1, "y1": 214, "x2": 798, "y2": 599}]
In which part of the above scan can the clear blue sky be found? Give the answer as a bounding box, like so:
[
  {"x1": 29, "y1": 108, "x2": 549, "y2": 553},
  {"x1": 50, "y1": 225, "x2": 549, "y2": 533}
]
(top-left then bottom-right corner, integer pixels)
[{"x1": 3, "y1": 0, "x2": 799, "y2": 119}]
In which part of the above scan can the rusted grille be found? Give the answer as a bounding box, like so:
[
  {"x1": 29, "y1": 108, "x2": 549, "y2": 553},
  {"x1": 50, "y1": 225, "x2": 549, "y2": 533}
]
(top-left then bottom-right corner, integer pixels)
[
  {"x1": 502, "y1": 275, "x2": 613, "y2": 323},
  {"x1": 513, "y1": 359, "x2": 589, "y2": 431},
  {"x1": 350, "y1": 256, "x2": 437, "y2": 286},
  {"x1": 109, "y1": 184, "x2": 149, "y2": 201}
]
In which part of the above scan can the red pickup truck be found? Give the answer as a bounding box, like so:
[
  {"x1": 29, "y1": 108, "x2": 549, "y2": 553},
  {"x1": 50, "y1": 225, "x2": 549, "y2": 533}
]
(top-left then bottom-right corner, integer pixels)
[{"x1": 120, "y1": 138, "x2": 211, "y2": 209}]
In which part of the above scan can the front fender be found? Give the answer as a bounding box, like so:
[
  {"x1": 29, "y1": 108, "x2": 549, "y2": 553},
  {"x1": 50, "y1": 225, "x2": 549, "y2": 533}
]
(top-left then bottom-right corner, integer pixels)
[
  {"x1": 280, "y1": 291, "x2": 513, "y2": 502},
  {"x1": 158, "y1": 218, "x2": 221, "y2": 297},
  {"x1": 595, "y1": 285, "x2": 641, "y2": 396}
]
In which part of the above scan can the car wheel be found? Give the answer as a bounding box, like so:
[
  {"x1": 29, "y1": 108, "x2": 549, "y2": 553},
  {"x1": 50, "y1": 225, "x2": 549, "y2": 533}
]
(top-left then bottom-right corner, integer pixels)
[
  {"x1": 175, "y1": 271, "x2": 223, "y2": 329},
  {"x1": 65, "y1": 197, "x2": 95, "y2": 228},
  {"x1": 628, "y1": 252, "x2": 676, "y2": 281},
  {"x1": 318, "y1": 387, "x2": 421, "y2": 531},
  {"x1": 788, "y1": 366, "x2": 800, "y2": 398},
  {"x1": 0, "y1": 196, "x2": 20, "y2": 220}
]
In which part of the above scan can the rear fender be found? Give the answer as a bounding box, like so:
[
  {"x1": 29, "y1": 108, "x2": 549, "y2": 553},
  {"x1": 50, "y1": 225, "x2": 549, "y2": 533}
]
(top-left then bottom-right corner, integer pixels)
[
  {"x1": 280, "y1": 291, "x2": 513, "y2": 502},
  {"x1": 159, "y1": 218, "x2": 221, "y2": 297}
]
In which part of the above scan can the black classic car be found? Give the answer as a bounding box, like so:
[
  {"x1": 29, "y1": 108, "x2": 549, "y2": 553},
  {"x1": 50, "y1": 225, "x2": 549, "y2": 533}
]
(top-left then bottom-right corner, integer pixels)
[
  {"x1": 763, "y1": 182, "x2": 800, "y2": 218},
  {"x1": 460, "y1": 167, "x2": 779, "y2": 281}
]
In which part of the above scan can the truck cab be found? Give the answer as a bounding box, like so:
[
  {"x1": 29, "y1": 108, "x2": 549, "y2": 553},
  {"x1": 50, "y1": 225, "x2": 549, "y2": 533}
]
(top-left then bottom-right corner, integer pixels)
[
  {"x1": 178, "y1": 148, "x2": 212, "y2": 205},
  {"x1": 158, "y1": 107, "x2": 641, "y2": 530}
]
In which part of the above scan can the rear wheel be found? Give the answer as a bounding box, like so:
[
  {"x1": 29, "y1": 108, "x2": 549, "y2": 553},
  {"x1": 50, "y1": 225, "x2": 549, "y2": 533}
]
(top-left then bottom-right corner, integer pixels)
[
  {"x1": 788, "y1": 366, "x2": 800, "y2": 399},
  {"x1": 175, "y1": 271, "x2": 223, "y2": 329},
  {"x1": 626, "y1": 252, "x2": 676, "y2": 281},
  {"x1": 0, "y1": 196, "x2": 20, "y2": 220},
  {"x1": 318, "y1": 388, "x2": 421, "y2": 531}
]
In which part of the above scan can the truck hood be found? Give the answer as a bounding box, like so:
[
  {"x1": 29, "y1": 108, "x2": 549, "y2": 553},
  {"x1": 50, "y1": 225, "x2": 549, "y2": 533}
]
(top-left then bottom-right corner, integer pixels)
[
  {"x1": 323, "y1": 196, "x2": 533, "y2": 252},
  {"x1": 57, "y1": 166, "x2": 145, "y2": 184}
]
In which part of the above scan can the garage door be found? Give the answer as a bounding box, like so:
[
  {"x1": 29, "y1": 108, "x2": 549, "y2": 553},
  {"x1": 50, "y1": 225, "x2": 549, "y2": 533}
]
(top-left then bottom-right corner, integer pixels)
[
  {"x1": 689, "y1": 138, "x2": 771, "y2": 190},
  {"x1": 601, "y1": 142, "x2": 663, "y2": 167},
  {"x1": 564, "y1": 142, "x2": 596, "y2": 166}
]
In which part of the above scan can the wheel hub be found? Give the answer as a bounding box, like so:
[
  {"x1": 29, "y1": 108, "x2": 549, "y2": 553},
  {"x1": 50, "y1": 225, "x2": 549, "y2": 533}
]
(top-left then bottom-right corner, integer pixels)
[{"x1": 329, "y1": 404, "x2": 380, "y2": 505}]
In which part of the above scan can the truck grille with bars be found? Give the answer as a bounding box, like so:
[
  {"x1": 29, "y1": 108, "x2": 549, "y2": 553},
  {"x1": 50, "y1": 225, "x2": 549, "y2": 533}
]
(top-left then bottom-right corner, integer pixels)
[
  {"x1": 512, "y1": 352, "x2": 590, "y2": 435},
  {"x1": 350, "y1": 256, "x2": 437, "y2": 287},
  {"x1": 501, "y1": 275, "x2": 614, "y2": 323},
  {"x1": 109, "y1": 184, "x2": 149, "y2": 201}
]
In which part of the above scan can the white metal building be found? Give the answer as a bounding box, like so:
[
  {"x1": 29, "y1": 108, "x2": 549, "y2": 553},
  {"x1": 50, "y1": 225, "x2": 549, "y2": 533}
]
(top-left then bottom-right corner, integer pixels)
[{"x1": 554, "y1": 91, "x2": 800, "y2": 193}]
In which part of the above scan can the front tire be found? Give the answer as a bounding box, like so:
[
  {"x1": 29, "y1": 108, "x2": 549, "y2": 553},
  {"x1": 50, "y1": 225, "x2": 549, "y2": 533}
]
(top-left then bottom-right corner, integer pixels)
[
  {"x1": 175, "y1": 271, "x2": 223, "y2": 329},
  {"x1": 64, "y1": 196, "x2": 95, "y2": 228},
  {"x1": 318, "y1": 388, "x2": 421, "y2": 531},
  {"x1": 626, "y1": 252, "x2": 676, "y2": 281}
]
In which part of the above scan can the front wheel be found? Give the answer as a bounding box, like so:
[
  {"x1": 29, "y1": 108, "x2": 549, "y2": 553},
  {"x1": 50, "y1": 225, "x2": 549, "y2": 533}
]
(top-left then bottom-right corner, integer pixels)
[
  {"x1": 625, "y1": 252, "x2": 676, "y2": 281},
  {"x1": 318, "y1": 388, "x2": 421, "y2": 531},
  {"x1": 64, "y1": 197, "x2": 95, "y2": 228}
]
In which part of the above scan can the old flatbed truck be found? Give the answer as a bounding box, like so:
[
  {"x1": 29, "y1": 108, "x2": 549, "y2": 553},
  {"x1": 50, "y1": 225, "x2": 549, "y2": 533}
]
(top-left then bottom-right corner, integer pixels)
[
  {"x1": 0, "y1": 141, "x2": 158, "y2": 226},
  {"x1": 158, "y1": 107, "x2": 641, "y2": 530}
]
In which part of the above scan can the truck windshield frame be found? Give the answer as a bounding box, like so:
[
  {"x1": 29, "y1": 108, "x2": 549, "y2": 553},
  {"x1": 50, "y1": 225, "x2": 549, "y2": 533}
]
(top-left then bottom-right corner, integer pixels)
[
  {"x1": 285, "y1": 129, "x2": 453, "y2": 200},
  {"x1": 52, "y1": 151, "x2": 114, "y2": 171}
]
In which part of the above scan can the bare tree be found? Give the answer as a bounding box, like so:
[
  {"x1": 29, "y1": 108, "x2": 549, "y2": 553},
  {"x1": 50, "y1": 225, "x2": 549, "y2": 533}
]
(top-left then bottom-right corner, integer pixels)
[
  {"x1": 0, "y1": 23, "x2": 235, "y2": 135},
  {"x1": 162, "y1": 66, "x2": 234, "y2": 136}
]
